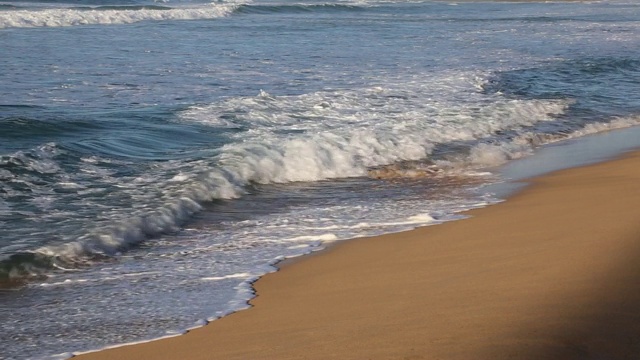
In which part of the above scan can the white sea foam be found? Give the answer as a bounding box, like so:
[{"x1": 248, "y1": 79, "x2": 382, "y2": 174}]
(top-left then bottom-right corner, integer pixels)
[
  {"x1": 181, "y1": 78, "x2": 572, "y2": 185},
  {"x1": 0, "y1": 4, "x2": 240, "y2": 29},
  {"x1": 39, "y1": 278, "x2": 90, "y2": 287},
  {"x1": 38, "y1": 270, "x2": 163, "y2": 288},
  {"x1": 406, "y1": 213, "x2": 437, "y2": 223},
  {"x1": 347, "y1": 213, "x2": 438, "y2": 229},
  {"x1": 201, "y1": 272, "x2": 253, "y2": 281},
  {"x1": 280, "y1": 233, "x2": 338, "y2": 242}
]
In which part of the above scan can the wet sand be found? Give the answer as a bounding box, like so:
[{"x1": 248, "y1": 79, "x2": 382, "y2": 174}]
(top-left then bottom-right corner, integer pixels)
[{"x1": 77, "y1": 150, "x2": 640, "y2": 360}]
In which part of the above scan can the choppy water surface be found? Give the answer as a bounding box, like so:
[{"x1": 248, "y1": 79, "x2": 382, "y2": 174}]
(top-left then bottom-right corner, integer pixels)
[{"x1": 2, "y1": 0, "x2": 640, "y2": 358}]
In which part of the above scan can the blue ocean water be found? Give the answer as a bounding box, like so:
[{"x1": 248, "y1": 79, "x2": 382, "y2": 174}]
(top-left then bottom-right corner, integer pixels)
[{"x1": 1, "y1": 0, "x2": 640, "y2": 358}]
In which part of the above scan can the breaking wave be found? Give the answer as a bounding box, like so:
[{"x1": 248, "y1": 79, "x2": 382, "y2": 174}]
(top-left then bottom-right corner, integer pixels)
[
  {"x1": 3, "y1": 70, "x2": 640, "y2": 283},
  {"x1": 0, "y1": 3, "x2": 240, "y2": 28}
]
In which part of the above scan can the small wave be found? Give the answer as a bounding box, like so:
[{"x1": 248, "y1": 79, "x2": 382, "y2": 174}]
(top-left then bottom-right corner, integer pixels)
[
  {"x1": 0, "y1": 3, "x2": 239, "y2": 28},
  {"x1": 0, "y1": 251, "x2": 73, "y2": 283},
  {"x1": 463, "y1": 115, "x2": 640, "y2": 169},
  {"x1": 483, "y1": 57, "x2": 640, "y2": 100},
  {"x1": 566, "y1": 115, "x2": 640, "y2": 138},
  {"x1": 0, "y1": 195, "x2": 203, "y2": 282},
  {"x1": 0, "y1": 116, "x2": 101, "y2": 141},
  {"x1": 235, "y1": 3, "x2": 364, "y2": 15},
  {"x1": 0, "y1": 104, "x2": 45, "y2": 109}
]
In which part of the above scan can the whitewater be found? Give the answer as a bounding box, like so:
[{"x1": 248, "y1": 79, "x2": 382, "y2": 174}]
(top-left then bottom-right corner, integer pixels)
[{"x1": 2, "y1": 0, "x2": 640, "y2": 358}]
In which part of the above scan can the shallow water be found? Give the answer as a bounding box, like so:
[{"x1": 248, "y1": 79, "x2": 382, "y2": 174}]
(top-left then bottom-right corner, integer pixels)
[{"x1": 2, "y1": 0, "x2": 640, "y2": 358}]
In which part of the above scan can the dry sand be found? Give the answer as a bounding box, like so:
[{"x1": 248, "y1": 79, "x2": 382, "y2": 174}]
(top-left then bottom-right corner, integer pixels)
[{"x1": 77, "y1": 150, "x2": 640, "y2": 360}]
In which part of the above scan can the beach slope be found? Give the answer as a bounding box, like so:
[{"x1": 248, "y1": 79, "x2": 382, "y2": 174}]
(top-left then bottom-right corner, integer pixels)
[{"x1": 77, "y1": 150, "x2": 640, "y2": 360}]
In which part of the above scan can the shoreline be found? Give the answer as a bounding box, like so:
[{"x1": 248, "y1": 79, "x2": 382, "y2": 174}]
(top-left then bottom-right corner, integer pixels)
[{"x1": 75, "y1": 143, "x2": 640, "y2": 359}]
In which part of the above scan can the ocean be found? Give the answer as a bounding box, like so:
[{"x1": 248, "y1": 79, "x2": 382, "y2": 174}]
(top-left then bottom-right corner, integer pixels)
[{"x1": 1, "y1": 0, "x2": 640, "y2": 358}]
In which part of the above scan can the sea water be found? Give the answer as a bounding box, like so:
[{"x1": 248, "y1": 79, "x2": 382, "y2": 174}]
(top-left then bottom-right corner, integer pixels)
[{"x1": 1, "y1": 0, "x2": 640, "y2": 358}]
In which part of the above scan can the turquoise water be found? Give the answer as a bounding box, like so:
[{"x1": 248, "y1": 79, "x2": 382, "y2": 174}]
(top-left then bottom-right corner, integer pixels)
[{"x1": 2, "y1": 0, "x2": 640, "y2": 358}]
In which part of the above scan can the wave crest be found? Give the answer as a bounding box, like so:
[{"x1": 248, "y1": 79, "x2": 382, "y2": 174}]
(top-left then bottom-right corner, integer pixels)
[{"x1": 0, "y1": 3, "x2": 240, "y2": 28}]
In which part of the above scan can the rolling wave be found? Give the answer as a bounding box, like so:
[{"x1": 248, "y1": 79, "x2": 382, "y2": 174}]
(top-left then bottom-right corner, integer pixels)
[
  {"x1": 0, "y1": 78, "x2": 571, "y2": 282},
  {"x1": 0, "y1": 116, "x2": 100, "y2": 140},
  {"x1": 0, "y1": 3, "x2": 240, "y2": 28},
  {"x1": 3, "y1": 66, "x2": 640, "y2": 284}
]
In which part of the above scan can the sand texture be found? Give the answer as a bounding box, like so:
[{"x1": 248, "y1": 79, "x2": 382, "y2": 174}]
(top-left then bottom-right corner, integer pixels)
[{"x1": 77, "y1": 150, "x2": 640, "y2": 360}]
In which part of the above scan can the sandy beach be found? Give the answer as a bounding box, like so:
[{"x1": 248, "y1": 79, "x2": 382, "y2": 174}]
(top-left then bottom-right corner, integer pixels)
[{"x1": 77, "y1": 149, "x2": 640, "y2": 360}]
